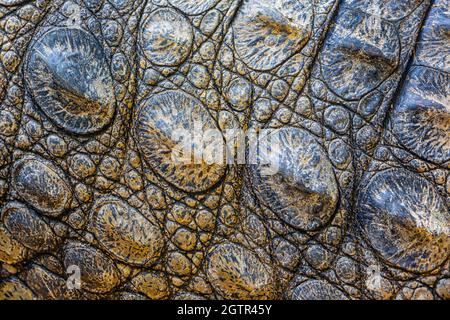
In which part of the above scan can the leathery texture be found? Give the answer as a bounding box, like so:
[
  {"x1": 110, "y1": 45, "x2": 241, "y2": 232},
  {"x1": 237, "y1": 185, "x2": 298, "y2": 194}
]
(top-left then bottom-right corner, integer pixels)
[{"x1": 0, "y1": 0, "x2": 448, "y2": 300}]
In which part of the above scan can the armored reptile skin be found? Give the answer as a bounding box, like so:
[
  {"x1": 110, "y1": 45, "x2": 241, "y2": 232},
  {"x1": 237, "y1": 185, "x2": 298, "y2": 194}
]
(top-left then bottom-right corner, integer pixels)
[{"x1": 0, "y1": 0, "x2": 448, "y2": 300}]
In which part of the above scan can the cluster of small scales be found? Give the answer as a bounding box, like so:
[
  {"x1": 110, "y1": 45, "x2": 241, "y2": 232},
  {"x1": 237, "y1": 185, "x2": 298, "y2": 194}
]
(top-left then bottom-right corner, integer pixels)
[{"x1": 0, "y1": 0, "x2": 448, "y2": 300}]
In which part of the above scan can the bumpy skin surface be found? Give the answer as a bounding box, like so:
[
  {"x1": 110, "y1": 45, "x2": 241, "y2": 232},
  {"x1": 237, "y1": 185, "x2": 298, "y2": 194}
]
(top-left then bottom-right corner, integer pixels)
[{"x1": 0, "y1": 0, "x2": 449, "y2": 300}]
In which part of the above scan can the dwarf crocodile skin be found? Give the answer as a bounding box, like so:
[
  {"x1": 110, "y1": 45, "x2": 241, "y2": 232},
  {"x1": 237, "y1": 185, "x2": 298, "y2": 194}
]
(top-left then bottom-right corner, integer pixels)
[{"x1": 0, "y1": 0, "x2": 449, "y2": 300}]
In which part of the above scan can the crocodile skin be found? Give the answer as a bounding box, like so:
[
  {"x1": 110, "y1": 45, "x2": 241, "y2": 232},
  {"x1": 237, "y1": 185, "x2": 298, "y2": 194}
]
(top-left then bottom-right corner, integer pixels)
[{"x1": 0, "y1": 0, "x2": 448, "y2": 300}]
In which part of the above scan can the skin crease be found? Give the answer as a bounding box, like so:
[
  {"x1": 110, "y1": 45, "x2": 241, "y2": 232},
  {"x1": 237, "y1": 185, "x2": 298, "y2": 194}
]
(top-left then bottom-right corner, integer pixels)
[{"x1": 0, "y1": 0, "x2": 448, "y2": 300}]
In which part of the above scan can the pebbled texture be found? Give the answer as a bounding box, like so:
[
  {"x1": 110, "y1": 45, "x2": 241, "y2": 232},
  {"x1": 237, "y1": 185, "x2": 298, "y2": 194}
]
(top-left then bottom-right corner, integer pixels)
[{"x1": 0, "y1": 0, "x2": 448, "y2": 300}]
